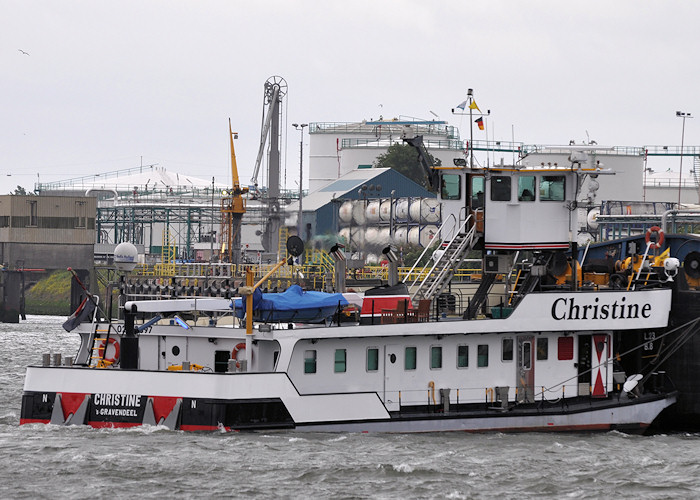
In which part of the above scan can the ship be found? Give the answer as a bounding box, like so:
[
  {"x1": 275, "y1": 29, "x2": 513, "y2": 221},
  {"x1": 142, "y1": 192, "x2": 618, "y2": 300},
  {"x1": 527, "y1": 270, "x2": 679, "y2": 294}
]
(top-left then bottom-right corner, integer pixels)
[{"x1": 20, "y1": 154, "x2": 699, "y2": 433}]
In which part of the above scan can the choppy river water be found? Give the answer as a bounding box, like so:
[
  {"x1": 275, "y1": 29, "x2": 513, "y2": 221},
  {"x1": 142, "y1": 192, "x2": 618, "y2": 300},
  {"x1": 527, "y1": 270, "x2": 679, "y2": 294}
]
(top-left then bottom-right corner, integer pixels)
[{"x1": 1, "y1": 316, "x2": 699, "y2": 499}]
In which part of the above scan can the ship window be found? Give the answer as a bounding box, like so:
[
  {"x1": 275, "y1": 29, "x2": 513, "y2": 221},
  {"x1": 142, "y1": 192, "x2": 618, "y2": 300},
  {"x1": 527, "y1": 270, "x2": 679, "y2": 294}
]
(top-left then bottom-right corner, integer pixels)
[
  {"x1": 502, "y1": 338, "x2": 514, "y2": 361},
  {"x1": 457, "y1": 345, "x2": 469, "y2": 368},
  {"x1": 540, "y1": 176, "x2": 565, "y2": 201},
  {"x1": 405, "y1": 346, "x2": 417, "y2": 370},
  {"x1": 441, "y1": 174, "x2": 462, "y2": 200},
  {"x1": 518, "y1": 176, "x2": 536, "y2": 201},
  {"x1": 273, "y1": 351, "x2": 279, "y2": 370},
  {"x1": 522, "y1": 341, "x2": 532, "y2": 370},
  {"x1": 334, "y1": 349, "x2": 346, "y2": 373},
  {"x1": 477, "y1": 344, "x2": 489, "y2": 367},
  {"x1": 214, "y1": 350, "x2": 230, "y2": 373},
  {"x1": 304, "y1": 350, "x2": 317, "y2": 374},
  {"x1": 490, "y1": 176, "x2": 511, "y2": 202},
  {"x1": 430, "y1": 346, "x2": 442, "y2": 369},
  {"x1": 367, "y1": 347, "x2": 379, "y2": 372},
  {"x1": 558, "y1": 336, "x2": 574, "y2": 360},
  {"x1": 537, "y1": 338, "x2": 548, "y2": 360}
]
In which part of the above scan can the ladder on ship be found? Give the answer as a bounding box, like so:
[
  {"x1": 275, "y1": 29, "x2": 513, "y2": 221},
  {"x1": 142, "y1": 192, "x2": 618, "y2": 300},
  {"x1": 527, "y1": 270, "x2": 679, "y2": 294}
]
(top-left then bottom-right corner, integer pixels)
[
  {"x1": 89, "y1": 322, "x2": 117, "y2": 368},
  {"x1": 408, "y1": 215, "x2": 479, "y2": 303},
  {"x1": 694, "y1": 156, "x2": 700, "y2": 189},
  {"x1": 278, "y1": 226, "x2": 289, "y2": 261}
]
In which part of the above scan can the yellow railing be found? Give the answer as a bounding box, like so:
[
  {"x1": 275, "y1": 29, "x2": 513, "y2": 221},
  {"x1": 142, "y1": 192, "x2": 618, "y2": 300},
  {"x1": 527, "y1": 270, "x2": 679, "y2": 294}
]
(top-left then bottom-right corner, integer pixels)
[{"x1": 128, "y1": 261, "x2": 484, "y2": 283}]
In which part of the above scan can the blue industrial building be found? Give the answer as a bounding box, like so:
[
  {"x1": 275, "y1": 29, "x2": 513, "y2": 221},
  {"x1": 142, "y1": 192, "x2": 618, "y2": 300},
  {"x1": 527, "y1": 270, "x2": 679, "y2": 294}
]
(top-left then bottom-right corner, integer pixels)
[{"x1": 290, "y1": 168, "x2": 435, "y2": 241}]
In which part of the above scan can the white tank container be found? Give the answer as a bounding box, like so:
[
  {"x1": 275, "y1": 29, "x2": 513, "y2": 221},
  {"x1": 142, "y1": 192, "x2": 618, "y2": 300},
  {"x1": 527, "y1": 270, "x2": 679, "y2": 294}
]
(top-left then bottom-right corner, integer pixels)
[
  {"x1": 395, "y1": 199, "x2": 409, "y2": 220},
  {"x1": 408, "y1": 225, "x2": 439, "y2": 247},
  {"x1": 352, "y1": 201, "x2": 366, "y2": 225},
  {"x1": 379, "y1": 199, "x2": 392, "y2": 221},
  {"x1": 378, "y1": 227, "x2": 391, "y2": 246},
  {"x1": 365, "y1": 201, "x2": 381, "y2": 223},
  {"x1": 394, "y1": 227, "x2": 408, "y2": 244},
  {"x1": 364, "y1": 227, "x2": 380, "y2": 245},
  {"x1": 410, "y1": 198, "x2": 440, "y2": 223},
  {"x1": 351, "y1": 227, "x2": 364, "y2": 243},
  {"x1": 339, "y1": 201, "x2": 353, "y2": 224},
  {"x1": 338, "y1": 227, "x2": 351, "y2": 244}
]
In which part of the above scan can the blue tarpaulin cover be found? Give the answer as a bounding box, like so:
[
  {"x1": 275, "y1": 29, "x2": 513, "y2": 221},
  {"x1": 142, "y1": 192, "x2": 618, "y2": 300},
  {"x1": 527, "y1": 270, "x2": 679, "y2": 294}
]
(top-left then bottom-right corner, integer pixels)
[{"x1": 234, "y1": 285, "x2": 348, "y2": 323}]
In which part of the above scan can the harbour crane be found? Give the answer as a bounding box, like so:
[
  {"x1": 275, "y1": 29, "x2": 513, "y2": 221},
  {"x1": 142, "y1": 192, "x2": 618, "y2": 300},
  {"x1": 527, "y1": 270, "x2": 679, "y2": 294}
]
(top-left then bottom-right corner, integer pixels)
[{"x1": 220, "y1": 119, "x2": 248, "y2": 264}]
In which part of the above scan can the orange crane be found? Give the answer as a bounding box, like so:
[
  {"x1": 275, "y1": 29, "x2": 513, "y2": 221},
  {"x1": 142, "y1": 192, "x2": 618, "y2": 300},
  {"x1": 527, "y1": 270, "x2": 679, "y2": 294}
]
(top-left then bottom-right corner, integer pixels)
[{"x1": 220, "y1": 119, "x2": 248, "y2": 263}]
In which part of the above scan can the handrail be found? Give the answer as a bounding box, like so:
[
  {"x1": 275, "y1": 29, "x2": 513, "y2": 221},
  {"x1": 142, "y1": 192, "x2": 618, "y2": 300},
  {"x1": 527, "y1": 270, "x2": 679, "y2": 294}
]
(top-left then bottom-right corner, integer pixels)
[
  {"x1": 406, "y1": 214, "x2": 473, "y2": 296},
  {"x1": 403, "y1": 213, "x2": 457, "y2": 287}
]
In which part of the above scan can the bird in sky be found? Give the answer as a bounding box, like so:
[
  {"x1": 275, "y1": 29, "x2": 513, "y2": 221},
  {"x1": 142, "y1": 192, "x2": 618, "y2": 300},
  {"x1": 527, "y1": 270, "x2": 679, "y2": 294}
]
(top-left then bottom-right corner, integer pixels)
[{"x1": 18, "y1": 49, "x2": 30, "y2": 56}]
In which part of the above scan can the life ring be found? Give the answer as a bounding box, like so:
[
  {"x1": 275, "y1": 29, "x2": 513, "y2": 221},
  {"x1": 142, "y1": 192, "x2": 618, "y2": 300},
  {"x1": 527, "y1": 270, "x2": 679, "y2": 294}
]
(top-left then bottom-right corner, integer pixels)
[
  {"x1": 98, "y1": 337, "x2": 120, "y2": 364},
  {"x1": 645, "y1": 226, "x2": 664, "y2": 249},
  {"x1": 232, "y1": 342, "x2": 247, "y2": 369}
]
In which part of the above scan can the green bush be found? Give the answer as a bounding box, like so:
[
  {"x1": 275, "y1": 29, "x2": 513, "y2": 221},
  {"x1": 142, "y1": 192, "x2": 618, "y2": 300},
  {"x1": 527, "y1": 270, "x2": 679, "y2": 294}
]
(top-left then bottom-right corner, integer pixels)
[{"x1": 25, "y1": 270, "x2": 72, "y2": 316}]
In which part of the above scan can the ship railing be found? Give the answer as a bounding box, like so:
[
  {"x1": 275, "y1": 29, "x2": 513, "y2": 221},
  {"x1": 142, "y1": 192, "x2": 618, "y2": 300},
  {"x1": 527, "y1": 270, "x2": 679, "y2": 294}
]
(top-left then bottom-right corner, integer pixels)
[{"x1": 386, "y1": 381, "x2": 593, "y2": 409}]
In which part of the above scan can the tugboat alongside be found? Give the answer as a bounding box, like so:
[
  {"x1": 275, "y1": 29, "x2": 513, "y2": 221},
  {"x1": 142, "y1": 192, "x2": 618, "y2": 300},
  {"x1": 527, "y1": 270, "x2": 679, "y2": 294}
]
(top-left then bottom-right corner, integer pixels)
[{"x1": 20, "y1": 153, "x2": 699, "y2": 433}]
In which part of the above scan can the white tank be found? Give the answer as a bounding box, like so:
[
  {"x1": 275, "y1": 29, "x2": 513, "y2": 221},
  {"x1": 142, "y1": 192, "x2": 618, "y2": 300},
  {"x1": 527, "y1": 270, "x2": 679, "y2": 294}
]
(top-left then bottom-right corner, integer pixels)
[
  {"x1": 339, "y1": 201, "x2": 353, "y2": 224},
  {"x1": 378, "y1": 227, "x2": 391, "y2": 246},
  {"x1": 365, "y1": 201, "x2": 381, "y2": 223},
  {"x1": 410, "y1": 198, "x2": 440, "y2": 223},
  {"x1": 351, "y1": 227, "x2": 364, "y2": 243},
  {"x1": 395, "y1": 199, "x2": 409, "y2": 220},
  {"x1": 338, "y1": 227, "x2": 351, "y2": 245},
  {"x1": 379, "y1": 200, "x2": 392, "y2": 221},
  {"x1": 394, "y1": 227, "x2": 408, "y2": 244},
  {"x1": 409, "y1": 225, "x2": 439, "y2": 247},
  {"x1": 352, "y1": 201, "x2": 366, "y2": 225},
  {"x1": 114, "y1": 242, "x2": 139, "y2": 271},
  {"x1": 364, "y1": 227, "x2": 380, "y2": 245}
]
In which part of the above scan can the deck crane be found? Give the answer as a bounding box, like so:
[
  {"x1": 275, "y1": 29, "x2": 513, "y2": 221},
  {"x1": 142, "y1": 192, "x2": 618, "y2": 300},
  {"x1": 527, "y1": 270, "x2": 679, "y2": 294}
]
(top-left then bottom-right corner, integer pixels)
[
  {"x1": 250, "y1": 76, "x2": 287, "y2": 255},
  {"x1": 220, "y1": 118, "x2": 248, "y2": 264},
  {"x1": 401, "y1": 133, "x2": 440, "y2": 192}
]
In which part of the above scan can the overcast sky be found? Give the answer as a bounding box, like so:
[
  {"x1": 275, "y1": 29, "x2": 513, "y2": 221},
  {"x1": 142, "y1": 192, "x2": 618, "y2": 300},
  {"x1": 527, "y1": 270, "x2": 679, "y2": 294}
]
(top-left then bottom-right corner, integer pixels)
[{"x1": 2, "y1": 1, "x2": 699, "y2": 195}]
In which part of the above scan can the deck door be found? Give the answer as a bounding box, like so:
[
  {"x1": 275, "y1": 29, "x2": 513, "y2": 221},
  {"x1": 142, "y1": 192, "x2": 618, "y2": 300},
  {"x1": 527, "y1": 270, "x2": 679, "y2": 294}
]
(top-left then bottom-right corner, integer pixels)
[
  {"x1": 577, "y1": 335, "x2": 592, "y2": 396},
  {"x1": 383, "y1": 344, "x2": 402, "y2": 411},
  {"x1": 517, "y1": 335, "x2": 535, "y2": 402},
  {"x1": 591, "y1": 334, "x2": 610, "y2": 397}
]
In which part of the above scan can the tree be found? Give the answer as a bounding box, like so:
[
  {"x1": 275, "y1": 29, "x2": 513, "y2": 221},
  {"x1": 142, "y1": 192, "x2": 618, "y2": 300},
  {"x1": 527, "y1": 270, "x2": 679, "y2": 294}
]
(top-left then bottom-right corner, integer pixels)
[
  {"x1": 11, "y1": 185, "x2": 31, "y2": 195},
  {"x1": 373, "y1": 143, "x2": 441, "y2": 191}
]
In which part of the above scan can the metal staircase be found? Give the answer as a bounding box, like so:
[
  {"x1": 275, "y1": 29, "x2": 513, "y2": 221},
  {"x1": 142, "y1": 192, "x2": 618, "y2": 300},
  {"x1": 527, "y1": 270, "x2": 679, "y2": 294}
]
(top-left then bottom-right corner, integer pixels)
[
  {"x1": 408, "y1": 216, "x2": 479, "y2": 303},
  {"x1": 693, "y1": 156, "x2": 700, "y2": 188}
]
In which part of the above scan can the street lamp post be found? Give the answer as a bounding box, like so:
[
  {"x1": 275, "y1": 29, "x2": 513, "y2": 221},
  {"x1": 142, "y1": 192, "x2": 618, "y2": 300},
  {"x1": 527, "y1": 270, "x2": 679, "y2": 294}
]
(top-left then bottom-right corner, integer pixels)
[
  {"x1": 676, "y1": 111, "x2": 693, "y2": 206},
  {"x1": 292, "y1": 123, "x2": 308, "y2": 240}
]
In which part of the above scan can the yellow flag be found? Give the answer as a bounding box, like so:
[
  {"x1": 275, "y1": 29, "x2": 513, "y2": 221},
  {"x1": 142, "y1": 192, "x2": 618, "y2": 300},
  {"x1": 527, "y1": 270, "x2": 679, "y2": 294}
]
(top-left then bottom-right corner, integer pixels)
[{"x1": 469, "y1": 100, "x2": 481, "y2": 112}]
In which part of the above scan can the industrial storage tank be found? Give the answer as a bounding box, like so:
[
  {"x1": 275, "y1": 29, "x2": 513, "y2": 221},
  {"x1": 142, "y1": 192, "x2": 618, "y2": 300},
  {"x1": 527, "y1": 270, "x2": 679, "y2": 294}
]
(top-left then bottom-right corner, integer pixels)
[
  {"x1": 365, "y1": 201, "x2": 381, "y2": 223},
  {"x1": 338, "y1": 227, "x2": 351, "y2": 244},
  {"x1": 408, "y1": 225, "x2": 439, "y2": 247},
  {"x1": 352, "y1": 201, "x2": 366, "y2": 225},
  {"x1": 378, "y1": 227, "x2": 391, "y2": 246},
  {"x1": 395, "y1": 198, "x2": 410, "y2": 220},
  {"x1": 409, "y1": 198, "x2": 440, "y2": 223},
  {"x1": 351, "y1": 227, "x2": 365, "y2": 243},
  {"x1": 339, "y1": 201, "x2": 353, "y2": 224},
  {"x1": 393, "y1": 226, "x2": 408, "y2": 244},
  {"x1": 379, "y1": 199, "x2": 392, "y2": 221},
  {"x1": 364, "y1": 227, "x2": 380, "y2": 245}
]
